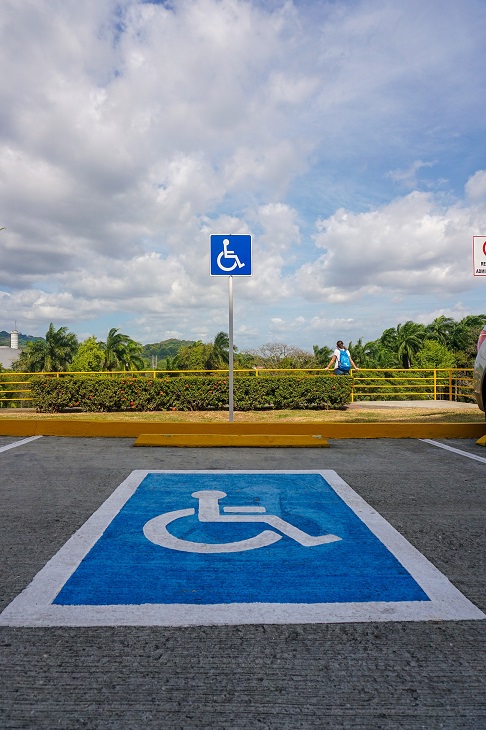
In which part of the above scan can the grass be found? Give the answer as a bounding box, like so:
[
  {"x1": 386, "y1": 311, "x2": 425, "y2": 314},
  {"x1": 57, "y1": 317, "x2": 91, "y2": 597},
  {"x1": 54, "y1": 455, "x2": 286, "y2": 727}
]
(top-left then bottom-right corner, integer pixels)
[{"x1": 0, "y1": 406, "x2": 483, "y2": 423}]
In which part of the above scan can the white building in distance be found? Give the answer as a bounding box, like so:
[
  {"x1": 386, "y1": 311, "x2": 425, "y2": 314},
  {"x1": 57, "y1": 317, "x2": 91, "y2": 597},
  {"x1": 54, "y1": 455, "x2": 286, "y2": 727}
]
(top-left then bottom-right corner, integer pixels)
[{"x1": 0, "y1": 331, "x2": 20, "y2": 369}]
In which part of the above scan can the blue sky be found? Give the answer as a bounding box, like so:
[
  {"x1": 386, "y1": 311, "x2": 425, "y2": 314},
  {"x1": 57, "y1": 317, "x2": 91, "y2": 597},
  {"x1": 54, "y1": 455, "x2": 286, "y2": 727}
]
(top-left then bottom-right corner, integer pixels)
[{"x1": 0, "y1": 0, "x2": 485, "y2": 352}]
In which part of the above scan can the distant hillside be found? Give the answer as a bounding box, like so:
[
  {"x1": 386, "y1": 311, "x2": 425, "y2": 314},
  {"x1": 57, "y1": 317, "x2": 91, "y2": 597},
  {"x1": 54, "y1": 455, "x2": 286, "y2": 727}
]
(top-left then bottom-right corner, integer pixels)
[
  {"x1": 142, "y1": 338, "x2": 196, "y2": 360},
  {"x1": 0, "y1": 331, "x2": 44, "y2": 347}
]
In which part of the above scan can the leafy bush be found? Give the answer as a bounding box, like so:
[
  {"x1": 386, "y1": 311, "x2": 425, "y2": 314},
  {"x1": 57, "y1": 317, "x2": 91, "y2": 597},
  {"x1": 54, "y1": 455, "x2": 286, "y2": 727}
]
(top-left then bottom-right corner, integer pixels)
[{"x1": 30, "y1": 374, "x2": 352, "y2": 413}]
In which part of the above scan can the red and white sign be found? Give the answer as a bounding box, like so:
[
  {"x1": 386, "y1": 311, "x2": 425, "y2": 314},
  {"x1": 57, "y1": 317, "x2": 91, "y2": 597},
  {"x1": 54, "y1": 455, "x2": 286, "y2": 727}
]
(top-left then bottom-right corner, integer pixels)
[{"x1": 473, "y1": 236, "x2": 486, "y2": 276}]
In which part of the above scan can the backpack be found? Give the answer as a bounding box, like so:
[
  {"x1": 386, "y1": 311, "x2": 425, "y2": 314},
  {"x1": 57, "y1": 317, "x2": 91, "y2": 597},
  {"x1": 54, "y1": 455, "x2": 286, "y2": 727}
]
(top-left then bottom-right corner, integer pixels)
[{"x1": 338, "y1": 349, "x2": 351, "y2": 372}]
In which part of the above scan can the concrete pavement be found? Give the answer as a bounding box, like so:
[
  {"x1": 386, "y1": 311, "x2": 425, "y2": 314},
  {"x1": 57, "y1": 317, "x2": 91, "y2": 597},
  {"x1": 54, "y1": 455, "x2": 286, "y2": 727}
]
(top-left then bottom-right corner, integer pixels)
[{"x1": 0, "y1": 435, "x2": 485, "y2": 728}]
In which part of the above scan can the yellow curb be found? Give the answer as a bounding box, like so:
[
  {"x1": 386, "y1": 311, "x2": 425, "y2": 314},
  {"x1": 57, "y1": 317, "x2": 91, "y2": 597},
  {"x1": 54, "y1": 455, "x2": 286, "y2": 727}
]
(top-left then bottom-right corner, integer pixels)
[
  {"x1": 0, "y1": 419, "x2": 485, "y2": 440},
  {"x1": 134, "y1": 433, "x2": 330, "y2": 447},
  {"x1": 476, "y1": 435, "x2": 486, "y2": 446}
]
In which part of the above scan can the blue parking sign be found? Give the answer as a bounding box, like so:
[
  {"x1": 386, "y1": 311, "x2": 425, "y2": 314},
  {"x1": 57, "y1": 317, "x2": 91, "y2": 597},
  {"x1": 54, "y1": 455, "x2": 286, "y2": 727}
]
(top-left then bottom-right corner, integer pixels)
[
  {"x1": 1, "y1": 470, "x2": 483, "y2": 626},
  {"x1": 210, "y1": 234, "x2": 252, "y2": 276}
]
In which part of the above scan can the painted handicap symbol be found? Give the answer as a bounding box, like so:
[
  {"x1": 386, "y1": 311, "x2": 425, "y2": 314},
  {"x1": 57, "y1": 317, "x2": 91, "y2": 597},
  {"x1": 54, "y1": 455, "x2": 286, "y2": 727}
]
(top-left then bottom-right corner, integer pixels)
[
  {"x1": 143, "y1": 489, "x2": 341, "y2": 553},
  {"x1": 216, "y1": 238, "x2": 245, "y2": 272}
]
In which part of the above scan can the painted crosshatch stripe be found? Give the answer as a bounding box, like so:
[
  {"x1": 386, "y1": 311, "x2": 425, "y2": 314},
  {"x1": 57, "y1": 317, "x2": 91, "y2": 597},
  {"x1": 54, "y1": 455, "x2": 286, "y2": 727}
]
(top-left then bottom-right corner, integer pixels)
[{"x1": 0, "y1": 470, "x2": 484, "y2": 627}]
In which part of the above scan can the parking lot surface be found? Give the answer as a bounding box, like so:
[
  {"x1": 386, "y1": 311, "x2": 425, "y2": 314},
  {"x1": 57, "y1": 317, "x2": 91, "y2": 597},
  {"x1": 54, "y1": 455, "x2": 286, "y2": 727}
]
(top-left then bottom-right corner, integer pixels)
[{"x1": 1, "y1": 435, "x2": 485, "y2": 728}]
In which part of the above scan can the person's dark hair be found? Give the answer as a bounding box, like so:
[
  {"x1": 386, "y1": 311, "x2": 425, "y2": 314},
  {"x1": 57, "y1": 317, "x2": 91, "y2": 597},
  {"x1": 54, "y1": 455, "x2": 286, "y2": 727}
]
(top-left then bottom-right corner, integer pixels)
[{"x1": 337, "y1": 340, "x2": 344, "y2": 348}]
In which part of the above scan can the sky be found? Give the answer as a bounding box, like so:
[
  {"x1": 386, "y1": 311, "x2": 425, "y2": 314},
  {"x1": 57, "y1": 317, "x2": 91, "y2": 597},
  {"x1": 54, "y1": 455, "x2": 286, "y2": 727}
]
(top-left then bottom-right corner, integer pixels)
[{"x1": 1, "y1": 0, "x2": 486, "y2": 353}]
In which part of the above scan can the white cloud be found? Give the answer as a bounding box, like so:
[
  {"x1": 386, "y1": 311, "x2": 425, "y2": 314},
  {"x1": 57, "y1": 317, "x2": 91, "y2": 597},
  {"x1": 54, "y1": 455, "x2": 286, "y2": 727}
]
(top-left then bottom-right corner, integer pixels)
[
  {"x1": 387, "y1": 160, "x2": 437, "y2": 190},
  {"x1": 414, "y1": 303, "x2": 484, "y2": 325},
  {"x1": 0, "y1": 0, "x2": 485, "y2": 348},
  {"x1": 296, "y1": 177, "x2": 486, "y2": 303},
  {"x1": 465, "y1": 170, "x2": 486, "y2": 201}
]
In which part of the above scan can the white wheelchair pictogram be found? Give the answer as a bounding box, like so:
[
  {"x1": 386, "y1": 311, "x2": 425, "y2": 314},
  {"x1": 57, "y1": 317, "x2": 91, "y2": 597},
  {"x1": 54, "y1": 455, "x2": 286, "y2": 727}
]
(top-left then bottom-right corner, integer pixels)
[
  {"x1": 216, "y1": 239, "x2": 245, "y2": 272},
  {"x1": 143, "y1": 489, "x2": 341, "y2": 554}
]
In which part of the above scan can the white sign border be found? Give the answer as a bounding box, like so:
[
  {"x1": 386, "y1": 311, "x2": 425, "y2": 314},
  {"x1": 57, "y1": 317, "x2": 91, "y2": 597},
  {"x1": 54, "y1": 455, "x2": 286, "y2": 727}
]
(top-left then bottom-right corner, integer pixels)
[
  {"x1": 209, "y1": 234, "x2": 253, "y2": 277},
  {"x1": 1, "y1": 470, "x2": 484, "y2": 627}
]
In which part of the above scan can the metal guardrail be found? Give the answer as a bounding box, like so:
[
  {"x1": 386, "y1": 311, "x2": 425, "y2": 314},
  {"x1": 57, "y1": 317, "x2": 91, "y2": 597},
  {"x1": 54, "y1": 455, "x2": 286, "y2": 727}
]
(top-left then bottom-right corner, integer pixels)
[
  {"x1": 0, "y1": 368, "x2": 475, "y2": 407},
  {"x1": 348, "y1": 368, "x2": 474, "y2": 402},
  {"x1": 0, "y1": 373, "x2": 35, "y2": 405}
]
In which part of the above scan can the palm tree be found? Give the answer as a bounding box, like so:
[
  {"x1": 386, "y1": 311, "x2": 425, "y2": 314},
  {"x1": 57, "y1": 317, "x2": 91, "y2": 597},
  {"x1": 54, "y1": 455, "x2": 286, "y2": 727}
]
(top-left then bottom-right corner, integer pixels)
[
  {"x1": 380, "y1": 322, "x2": 425, "y2": 368},
  {"x1": 396, "y1": 321, "x2": 426, "y2": 368},
  {"x1": 379, "y1": 327, "x2": 399, "y2": 356},
  {"x1": 14, "y1": 323, "x2": 78, "y2": 372},
  {"x1": 44, "y1": 323, "x2": 79, "y2": 371},
  {"x1": 102, "y1": 328, "x2": 144, "y2": 371},
  {"x1": 208, "y1": 331, "x2": 230, "y2": 369},
  {"x1": 122, "y1": 339, "x2": 145, "y2": 370},
  {"x1": 453, "y1": 315, "x2": 486, "y2": 365},
  {"x1": 459, "y1": 314, "x2": 486, "y2": 329},
  {"x1": 425, "y1": 316, "x2": 455, "y2": 346},
  {"x1": 102, "y1": 328, "x2": 125, "y2": 371}
]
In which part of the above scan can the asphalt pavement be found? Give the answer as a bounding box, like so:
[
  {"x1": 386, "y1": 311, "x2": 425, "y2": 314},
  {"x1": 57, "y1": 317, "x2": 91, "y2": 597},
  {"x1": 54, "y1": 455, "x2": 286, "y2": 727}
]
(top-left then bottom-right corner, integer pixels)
[{"x1": 0, "y1": 435, "x2": 485, "y2": 728}]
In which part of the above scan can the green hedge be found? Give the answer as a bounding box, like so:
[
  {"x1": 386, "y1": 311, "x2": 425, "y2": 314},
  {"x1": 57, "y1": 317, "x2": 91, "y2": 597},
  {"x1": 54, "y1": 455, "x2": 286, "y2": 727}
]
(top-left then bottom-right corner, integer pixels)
[{"x1": 30, "y1": 374, "x2": 352, "y2": 412}]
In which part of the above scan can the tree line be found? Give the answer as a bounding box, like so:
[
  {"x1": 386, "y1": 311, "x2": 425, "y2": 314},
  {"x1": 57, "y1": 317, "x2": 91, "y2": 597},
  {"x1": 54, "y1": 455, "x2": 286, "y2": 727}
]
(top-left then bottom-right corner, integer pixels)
[
  {"x1": 5, "y1": 314, "x2": 485, "y2": 373},
  {"x1": 347, "y1": 315, "x2": 485, "y2": 370},
  {"x1": 11, "y1": 325, "x2": 145, "y2": 373}
]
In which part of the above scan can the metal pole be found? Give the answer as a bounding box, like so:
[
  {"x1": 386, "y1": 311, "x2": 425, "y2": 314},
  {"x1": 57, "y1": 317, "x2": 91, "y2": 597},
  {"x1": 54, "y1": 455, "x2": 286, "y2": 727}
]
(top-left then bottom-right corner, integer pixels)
[{"x1": 228, "y1": 275, "x2": 234, "y2": 422}]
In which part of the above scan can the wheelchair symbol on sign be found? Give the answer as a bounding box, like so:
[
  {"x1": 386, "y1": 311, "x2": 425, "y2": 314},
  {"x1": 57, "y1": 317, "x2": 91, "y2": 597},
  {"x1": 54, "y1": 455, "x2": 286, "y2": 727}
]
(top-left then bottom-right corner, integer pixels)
[
  {"x1": 143, "y1": 490, "x2": 341, "y2": 553},
  {"x1": 216, "y1": 239, "x2": 245, "y2": 272}
]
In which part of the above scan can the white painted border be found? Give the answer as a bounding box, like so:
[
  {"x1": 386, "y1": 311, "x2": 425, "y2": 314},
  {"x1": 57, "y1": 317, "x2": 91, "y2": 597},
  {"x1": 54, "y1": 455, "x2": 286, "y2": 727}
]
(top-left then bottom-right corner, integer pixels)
[
  {"x1": 0, "y1": 436, "x2": 42, "y2": 454},
  {"x1": 0, "y1": 470, "x2": 484, "y2": 626},
  {"x1": 419, "y1": 439, "x2": 486, "y2": 464}
]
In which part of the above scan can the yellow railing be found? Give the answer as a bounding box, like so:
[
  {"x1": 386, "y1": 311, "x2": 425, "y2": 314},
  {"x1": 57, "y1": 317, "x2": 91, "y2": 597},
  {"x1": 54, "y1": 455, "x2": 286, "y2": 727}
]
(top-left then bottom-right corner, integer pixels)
[
  {"x1": 348, "y1": 368, "x2": 474, "y2": 402},
  {"x1": 0, "y1": 372, "x2": 35, "y2": 405},
  {"x1": 0, "y1": 368, "x2": 475, "y2": 408}
]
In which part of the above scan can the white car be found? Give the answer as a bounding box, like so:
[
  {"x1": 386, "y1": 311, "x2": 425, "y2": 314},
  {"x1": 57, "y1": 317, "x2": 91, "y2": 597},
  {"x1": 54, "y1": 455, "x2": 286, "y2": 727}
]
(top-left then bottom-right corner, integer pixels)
[{"x1": 473, "y1": 325, "x2": 486, "y2": 414}]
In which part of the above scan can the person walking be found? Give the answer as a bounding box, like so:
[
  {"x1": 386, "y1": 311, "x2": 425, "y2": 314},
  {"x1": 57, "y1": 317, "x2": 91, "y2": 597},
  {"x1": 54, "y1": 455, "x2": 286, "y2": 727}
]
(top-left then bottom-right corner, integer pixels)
[{"x1": 325, "y1": 341, "x2": 359, "y2": 375}]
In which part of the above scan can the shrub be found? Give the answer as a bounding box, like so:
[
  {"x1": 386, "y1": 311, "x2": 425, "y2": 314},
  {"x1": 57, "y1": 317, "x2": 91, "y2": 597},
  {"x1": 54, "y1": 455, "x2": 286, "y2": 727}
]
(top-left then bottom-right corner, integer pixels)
[{"x1": 30, "y1": 374, "x2": 352, "y2": 412}]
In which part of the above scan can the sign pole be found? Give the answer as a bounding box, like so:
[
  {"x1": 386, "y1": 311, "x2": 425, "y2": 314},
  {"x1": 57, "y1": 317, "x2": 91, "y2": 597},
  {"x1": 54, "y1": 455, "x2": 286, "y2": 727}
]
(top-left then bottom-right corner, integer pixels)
[
  {"x1": 210, "y1": 234, "x2": 252, "y2": 422},
  {"x1": 228, "y1": 275, "x2": 234, "y2": 422}
]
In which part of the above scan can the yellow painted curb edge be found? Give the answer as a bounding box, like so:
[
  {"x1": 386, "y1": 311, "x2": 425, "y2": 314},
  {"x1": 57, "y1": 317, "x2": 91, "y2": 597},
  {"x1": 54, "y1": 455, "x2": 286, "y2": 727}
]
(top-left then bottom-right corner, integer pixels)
[
  {"x1": 0, "y1": 419, "x2": 485, "y2": 440},
  {"x1": 134, "y1": 433, "x2": 330, "y2": 447},
  {"x1": 476, "y1": 435, "x2": 486, "y2": 446}
]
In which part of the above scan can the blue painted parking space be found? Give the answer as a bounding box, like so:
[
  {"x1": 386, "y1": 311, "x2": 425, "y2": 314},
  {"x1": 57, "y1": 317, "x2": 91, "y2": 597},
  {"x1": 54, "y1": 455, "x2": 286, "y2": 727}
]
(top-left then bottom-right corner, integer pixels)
[
  {"x1": 1, "y1": 470, "x2": 483, "y2": 626},
  {"x1": 55, "y1": 471, "x2": 427, "y2": 606}
]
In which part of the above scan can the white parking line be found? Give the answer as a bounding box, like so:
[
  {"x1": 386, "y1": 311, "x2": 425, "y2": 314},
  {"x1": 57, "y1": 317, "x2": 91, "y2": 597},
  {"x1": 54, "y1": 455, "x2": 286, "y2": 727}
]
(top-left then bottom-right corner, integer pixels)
[
  {"x1": 0, "y1": 436, "x2": 42, "y2": 454},
  {"x1": 419, "y1": 439, "x2": 486, "y2": 464}
]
